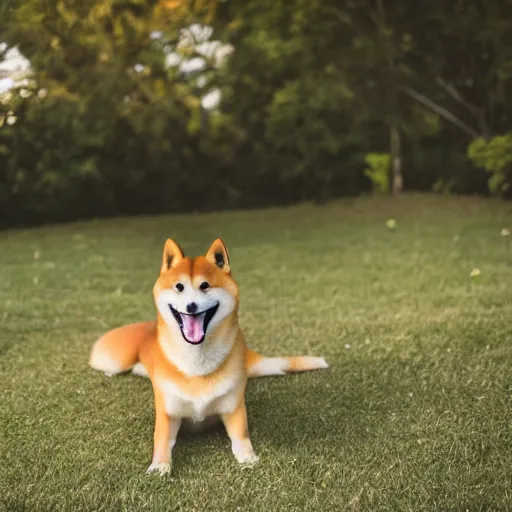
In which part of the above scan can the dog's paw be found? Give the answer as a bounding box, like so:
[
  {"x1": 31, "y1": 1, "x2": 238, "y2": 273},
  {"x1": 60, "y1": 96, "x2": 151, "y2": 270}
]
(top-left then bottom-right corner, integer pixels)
[
  {"x1": 236, "y1": 452, "x2": 259, "y2": 466},
  {"x1": 146, "y1": 462, "x2": 171, "y2": 476},
  {"x1": 232, "y1": 439, "x2": 259, "y2": 465}
]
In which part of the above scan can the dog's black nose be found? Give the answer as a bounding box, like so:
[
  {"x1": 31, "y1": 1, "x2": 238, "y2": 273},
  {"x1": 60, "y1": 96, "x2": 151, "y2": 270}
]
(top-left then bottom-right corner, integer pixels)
[{"x1": 186, "y1": 302, "x2": 198, "y2": 314}]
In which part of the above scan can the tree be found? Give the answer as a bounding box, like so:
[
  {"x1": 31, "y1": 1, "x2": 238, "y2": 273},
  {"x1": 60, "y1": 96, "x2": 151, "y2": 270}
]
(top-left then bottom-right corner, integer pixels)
[{"x1": 0, "y1": 0, "x2": 240, "y2": 226}]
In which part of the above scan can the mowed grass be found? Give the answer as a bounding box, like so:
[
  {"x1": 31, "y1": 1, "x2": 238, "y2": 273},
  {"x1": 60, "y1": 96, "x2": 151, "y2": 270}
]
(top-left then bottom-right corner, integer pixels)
[{"x1": 1, "y1": 195, "x2": 511, "y2": 511}]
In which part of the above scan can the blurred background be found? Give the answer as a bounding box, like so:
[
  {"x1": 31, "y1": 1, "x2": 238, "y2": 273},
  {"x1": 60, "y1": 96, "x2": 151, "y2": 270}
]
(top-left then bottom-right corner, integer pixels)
[
  {"x1": 1, "y1": 0, "x2": 511, "y2": 228},
  {"x1": 2, "y1": 3, "x2": 512, "y2": 508}
]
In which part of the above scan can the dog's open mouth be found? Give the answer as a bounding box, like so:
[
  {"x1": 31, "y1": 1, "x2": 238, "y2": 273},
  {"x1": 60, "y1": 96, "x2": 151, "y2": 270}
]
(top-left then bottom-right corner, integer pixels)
[{"x1": 169, "y1": 304, "x2": 219, "y2": 345}]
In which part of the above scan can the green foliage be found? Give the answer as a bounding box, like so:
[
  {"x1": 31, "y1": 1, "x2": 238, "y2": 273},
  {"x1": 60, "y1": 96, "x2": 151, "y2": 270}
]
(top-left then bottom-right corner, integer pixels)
[
  {"x1": 432, "y1": 177, "x2": 457, "y2": 195},
  {"x1": 468, "y1": 134, "x2": 512, "y2": 195},
  {"x1": 0, "y1": 0, "x2": 239, "y2": 226},
  {"x1": 2, "y1": 0, "x2": 512, "y2": 226},
  {"x1": 364, "y1": 153, "x2": 390, "y2": 194},
  {"x1": 219, "y1": 0, "x2": 512, "y2": 205}
]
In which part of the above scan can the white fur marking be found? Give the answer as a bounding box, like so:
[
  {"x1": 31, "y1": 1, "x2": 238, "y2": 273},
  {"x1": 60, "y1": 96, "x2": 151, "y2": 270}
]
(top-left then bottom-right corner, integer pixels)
[
  {"x1": 146, "y1": 462, "x2": 171, "y2": 476},
  {"x1": 159, "y1": 333, "x2": 235, "y2": 377},
  {"x1": 89, "y1": 350, "x2": 123, "y2": 375},
  {"x1": 157, "y1": 374, "x2": 241, "y2": 421},
  {"x1": 155, "y1": 285, "x2": 237, "y2": 376},
  {"x1": 169, "y1": 418, "x2": 182, "y2": 449},
  {"x1": 249, "y1": 357, "x2": 289, "y2": 377},
  {"x1": 132, "y1": 362, "x2": 149, "y2": 377},
  {"x1": 301, "y1": 356, "x2": 329, "y2": 370},
  {"x1": 249, "y1": 356, "x2": 329, "y2": 377},
  {"x1": 232, "y1": 439, "x2": 259, "y2": 465}
]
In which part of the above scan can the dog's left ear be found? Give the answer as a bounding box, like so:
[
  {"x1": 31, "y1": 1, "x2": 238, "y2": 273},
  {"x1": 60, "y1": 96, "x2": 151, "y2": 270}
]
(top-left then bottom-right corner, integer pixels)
[{"x1": 205, "y1": 238, "x2": 231, "y2": 274}]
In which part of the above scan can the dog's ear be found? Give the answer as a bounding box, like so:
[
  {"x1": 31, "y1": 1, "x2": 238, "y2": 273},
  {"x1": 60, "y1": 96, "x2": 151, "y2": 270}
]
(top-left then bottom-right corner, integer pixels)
[
  {"x1": 205, "y1": 238, "x2": 231, "y2": 274},
  {"x1": 161, "y1": 239, "x2": 184, "y2": 274}
]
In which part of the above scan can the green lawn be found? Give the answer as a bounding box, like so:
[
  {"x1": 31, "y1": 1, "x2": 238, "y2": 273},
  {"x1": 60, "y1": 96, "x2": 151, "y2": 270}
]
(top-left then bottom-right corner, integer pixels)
[{"x1": 1, "y1": 195, "x2": 511, "y2": 511}]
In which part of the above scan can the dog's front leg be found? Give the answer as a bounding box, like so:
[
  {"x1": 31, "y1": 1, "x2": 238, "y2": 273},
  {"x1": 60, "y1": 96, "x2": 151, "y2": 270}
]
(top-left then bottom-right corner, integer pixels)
[
  {"x1": 147, "y1": 390, "x2": 181, "y2": 475},
  {"x1": 221, "y1": 398, "x2": 259, "y2": 465}
]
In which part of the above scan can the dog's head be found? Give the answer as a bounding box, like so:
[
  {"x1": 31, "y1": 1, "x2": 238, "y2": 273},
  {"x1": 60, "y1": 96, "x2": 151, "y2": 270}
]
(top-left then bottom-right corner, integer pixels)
[{"x1": 153, "y1": 238, "x2": 239, "y2": 345}]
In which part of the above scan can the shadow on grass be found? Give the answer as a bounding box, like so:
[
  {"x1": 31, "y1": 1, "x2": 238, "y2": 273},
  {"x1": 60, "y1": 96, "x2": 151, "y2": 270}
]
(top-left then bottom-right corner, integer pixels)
[
  {"x1": 162, "y1": 356, "x2": 407, "y2": 477},
  {"x1": 245, "y1": 361, "x2": 400, "y2": 451}
]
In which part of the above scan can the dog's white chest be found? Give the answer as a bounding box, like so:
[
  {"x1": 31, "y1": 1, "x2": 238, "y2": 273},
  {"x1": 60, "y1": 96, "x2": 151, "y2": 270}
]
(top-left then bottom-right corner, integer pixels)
[{"x1": 157, "y1": 375, "x2": 240, "y2": 421}]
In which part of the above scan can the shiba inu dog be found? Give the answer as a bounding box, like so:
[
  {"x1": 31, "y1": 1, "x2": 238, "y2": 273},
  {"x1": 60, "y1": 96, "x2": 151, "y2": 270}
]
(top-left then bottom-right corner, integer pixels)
[{"x1": 89, "y1": 238, "x2": 328, "y2": 475}]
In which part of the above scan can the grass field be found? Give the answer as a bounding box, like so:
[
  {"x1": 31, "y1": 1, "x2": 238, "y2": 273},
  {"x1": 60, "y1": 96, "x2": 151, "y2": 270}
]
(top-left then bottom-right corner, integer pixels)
[{"x1": 1, "y1": 194, "x2": 511, "y2": 511}]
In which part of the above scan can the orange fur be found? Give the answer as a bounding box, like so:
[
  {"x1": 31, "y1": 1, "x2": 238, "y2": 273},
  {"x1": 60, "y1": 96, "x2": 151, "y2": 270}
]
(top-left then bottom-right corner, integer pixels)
[
  {"x1": 89, "y1": 322, "x2": 156, "y2": 374},
  {"x1": 89, "y1": 238, "x2": 328, "y2": 473}
]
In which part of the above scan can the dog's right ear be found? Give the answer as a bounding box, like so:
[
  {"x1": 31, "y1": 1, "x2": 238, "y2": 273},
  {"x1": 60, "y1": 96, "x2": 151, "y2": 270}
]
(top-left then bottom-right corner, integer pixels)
[{"x1": 161, "y1": 239, "x2": 184, "y2": 274}]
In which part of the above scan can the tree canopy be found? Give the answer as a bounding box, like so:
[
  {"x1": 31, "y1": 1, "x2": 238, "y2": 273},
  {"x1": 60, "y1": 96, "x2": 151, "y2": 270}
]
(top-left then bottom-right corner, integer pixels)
[{"x1": 1, "y1": 0, "x2": 511, "y2": 226}]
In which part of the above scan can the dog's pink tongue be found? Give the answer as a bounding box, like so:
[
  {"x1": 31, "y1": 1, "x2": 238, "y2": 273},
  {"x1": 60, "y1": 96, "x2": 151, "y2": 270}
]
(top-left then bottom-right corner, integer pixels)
[{"x1": 181, "y1": 313, "x2": 206, "y2": 343}]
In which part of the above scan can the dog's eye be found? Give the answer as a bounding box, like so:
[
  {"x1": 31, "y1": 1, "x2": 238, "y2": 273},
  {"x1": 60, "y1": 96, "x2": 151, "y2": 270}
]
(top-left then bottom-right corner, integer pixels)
[
  {"x1": 175, "y1": 282, "x2": 184, "y2": 292},
  {"x1": 199, "y1": 281, "x2": 209, "y2": 290}
]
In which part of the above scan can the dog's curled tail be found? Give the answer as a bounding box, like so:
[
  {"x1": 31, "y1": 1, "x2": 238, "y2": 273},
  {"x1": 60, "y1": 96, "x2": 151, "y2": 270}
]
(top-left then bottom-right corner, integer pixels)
[
  {"x1": 89, "y1": 321, "x2": 156, "y2": 377},
  {"x1": 246, "y1": 348, "x2": 329, "y2": 378}
]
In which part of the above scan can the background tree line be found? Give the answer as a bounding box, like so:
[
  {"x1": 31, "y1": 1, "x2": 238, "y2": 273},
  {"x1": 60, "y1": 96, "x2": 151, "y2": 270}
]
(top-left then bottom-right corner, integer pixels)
[{"x1": 1, "y1": 0, "x2": 511, "y2": 227}]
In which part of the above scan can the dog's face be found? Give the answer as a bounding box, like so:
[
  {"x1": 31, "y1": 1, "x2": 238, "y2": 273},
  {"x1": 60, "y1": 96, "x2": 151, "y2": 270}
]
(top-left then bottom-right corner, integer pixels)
[{"x1": 153, "y1": 239, "x2": 239, "y2": 345}]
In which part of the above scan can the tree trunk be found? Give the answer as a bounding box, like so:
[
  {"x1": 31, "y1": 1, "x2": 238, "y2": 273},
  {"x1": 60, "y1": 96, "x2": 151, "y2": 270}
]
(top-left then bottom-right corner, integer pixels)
[{"x1": 390, "y1": 124, "x2": 403, "y2": 194}]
